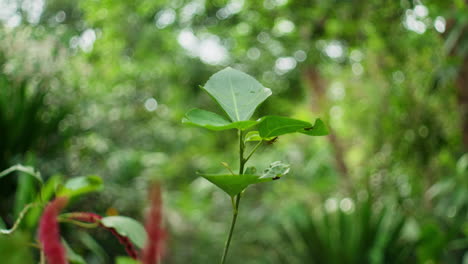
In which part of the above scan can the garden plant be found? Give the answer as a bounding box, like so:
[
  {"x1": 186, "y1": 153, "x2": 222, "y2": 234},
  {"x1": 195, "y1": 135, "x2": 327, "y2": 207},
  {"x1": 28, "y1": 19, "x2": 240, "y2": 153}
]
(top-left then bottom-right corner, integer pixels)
[{"x1": 182, "y1": 67, "x2": 328, "y2": 263}]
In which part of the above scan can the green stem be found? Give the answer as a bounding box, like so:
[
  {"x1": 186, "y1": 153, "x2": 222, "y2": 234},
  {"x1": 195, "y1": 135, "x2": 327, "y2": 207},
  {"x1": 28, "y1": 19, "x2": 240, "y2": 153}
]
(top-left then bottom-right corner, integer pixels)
[
  {"x1": 238, "y1": 130, "x2": 245, "y2": 174},
  {"x1": 0, "y1": 203, "x2": 39, "y2": 235},
  {"x1": 220, "y1": 130, "x2": 246, "y2": 264},
  {"x1": 27, "y1": 242, "x2": 41, "y2": 249},
  {"x1": 220, "y1": 195, "x2": 240, "y2": 264},
  {"x1": 244, "y1": 141, "x2": 263, "y2": 164},
  {"x1": 57, "y1": 217, "x2": 100, "y2": 229},
  {"x1": 40, "y1": 250, "x2": 45, "y2": 264}
]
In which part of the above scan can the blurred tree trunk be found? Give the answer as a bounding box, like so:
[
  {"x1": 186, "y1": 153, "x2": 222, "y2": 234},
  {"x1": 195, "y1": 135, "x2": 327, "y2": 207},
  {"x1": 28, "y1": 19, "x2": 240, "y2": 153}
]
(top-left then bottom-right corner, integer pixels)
[
  {"x1": 456, "y1": 58, "x2": 468, "y2": 150},
  {"x1": 303, "y1": 67, "x2": 352, "y2": 191},
  {"x1": 445, "y1": 13, "x2": 468, "y2": 150}
]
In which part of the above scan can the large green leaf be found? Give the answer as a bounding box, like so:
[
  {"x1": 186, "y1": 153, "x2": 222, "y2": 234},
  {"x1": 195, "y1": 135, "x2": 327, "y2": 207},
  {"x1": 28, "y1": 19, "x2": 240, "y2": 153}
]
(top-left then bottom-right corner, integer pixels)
[
  {"x1": 0, "y1": 231, "x2": 33, "y2": 263},
  {"x1": 200, "y1": 173, "x2": 279, "y2": 197},
  {"x1": 100, "y1": 216, "x2": 146, "y2": 249},
  {"x1": 182, "y1": 108, "x2": 257, "y2": 130},
  {"x1": 202, "y1": 67, "x2": 272, "y2": 122},
  {"x1": 258, "y1": 116, "x2": 328, "y2": 138},
  {"x1": 200, "y1": 173, "x2": 264, "y2": 197},
  {"x1": 57, "y1": 175, "x2": 103, "y2": 199}
]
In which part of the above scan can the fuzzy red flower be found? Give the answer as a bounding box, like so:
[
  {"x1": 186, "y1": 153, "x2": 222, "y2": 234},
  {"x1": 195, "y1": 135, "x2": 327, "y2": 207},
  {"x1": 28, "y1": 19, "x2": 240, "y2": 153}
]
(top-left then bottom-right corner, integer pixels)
[
  {"x1": 141, "y1": 184, "x2": 166, "y2": 264},
  {"x1": 39, "y1": 197, "x2": 69, "y2": 264}
]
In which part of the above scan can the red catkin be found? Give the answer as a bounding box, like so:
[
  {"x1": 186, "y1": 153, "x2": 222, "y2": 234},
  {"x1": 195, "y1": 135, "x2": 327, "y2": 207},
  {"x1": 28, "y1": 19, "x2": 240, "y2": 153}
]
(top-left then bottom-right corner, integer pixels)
[
  {"x1": 141, "y1": 184, "x2": 166, "y2": 264},
  {"x1": 39, "y1": 197, "x2": 69, "y2": 264}
]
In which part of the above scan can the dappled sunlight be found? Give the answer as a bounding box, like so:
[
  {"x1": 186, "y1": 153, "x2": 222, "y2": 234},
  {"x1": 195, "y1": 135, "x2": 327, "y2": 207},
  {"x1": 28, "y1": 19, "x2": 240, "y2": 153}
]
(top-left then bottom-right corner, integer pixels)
[{"x1": 1, "y1": 0, "x2": 467, "y2": 263}]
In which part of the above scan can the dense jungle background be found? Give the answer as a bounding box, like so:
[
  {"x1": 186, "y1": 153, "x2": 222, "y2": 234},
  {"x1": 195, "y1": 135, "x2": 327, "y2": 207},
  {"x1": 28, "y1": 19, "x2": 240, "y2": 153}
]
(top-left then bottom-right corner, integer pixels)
[{"x1": 0, "y1": 0, "x2": 467, "y2": 263}]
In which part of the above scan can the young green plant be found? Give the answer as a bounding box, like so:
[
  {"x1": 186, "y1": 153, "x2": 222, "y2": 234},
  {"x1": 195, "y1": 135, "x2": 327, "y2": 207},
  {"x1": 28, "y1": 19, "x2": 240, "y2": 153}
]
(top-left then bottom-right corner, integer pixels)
[{"x1": 182, "y1": 67, "x2": 329, "y2": 264}]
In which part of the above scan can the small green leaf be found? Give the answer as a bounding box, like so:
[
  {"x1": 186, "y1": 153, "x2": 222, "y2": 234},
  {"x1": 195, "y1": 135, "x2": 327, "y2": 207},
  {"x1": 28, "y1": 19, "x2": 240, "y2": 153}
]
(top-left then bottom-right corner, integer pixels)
[
  {"x1": 199, "y1": 173, "x2": 263, "y2": 197},
  {"x1": 220, "y1": 162, "x2": 235, "y2": 175},
  {"x1": 182, "y1": 108, "x2": 257, "y2": 130},
  {"x1": 258, "y1": 116, "x2": 328, "y2": 138},
  {"x1": 244, "y1": 166, "x2": 257, "y2": 175},
  {"x1": 260, "y1": 161, "x2": 290, "y2": 179},
  {"x1": 244, "y1": 131, "x2": 262, "y2": 142},
  {"x1": 299, "y1": 118, "x2": 329, "y2": 136},
  {"x1": 116, "y1": 257, "x2": 140, "y2": 264},
  {"x1": 202, "y1": 67, "x2": 272, "y2": 122},
  {"x1": 0, "y1": 164, "x2": 43, "y2": 184},
  {"x1": 57, "y1": 175, "x2": 103, "y2": 198},
  {"x1": 100, "y1": 216, "x2": 146, "y2": 249}
]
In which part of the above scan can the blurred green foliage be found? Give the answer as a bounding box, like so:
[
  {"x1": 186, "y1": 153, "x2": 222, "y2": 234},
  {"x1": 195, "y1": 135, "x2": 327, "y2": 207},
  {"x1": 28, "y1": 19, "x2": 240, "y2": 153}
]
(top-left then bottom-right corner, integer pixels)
[
  {"x1": 277, "y1": 195, "x2": 415, "y2": 264},
  {"x1": 0, "y1": 0, "x2": 467, "y2": 263}
]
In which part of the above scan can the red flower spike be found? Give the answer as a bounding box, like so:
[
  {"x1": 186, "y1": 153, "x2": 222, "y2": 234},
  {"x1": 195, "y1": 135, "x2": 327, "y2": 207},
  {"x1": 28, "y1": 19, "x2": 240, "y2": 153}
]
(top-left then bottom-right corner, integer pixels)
[
  {"x1": 141, "y1": 184, "x2": 166, "y2": 264},
  {"x1": 39, "y1": 197, "x2": 69, "y2": 264}
]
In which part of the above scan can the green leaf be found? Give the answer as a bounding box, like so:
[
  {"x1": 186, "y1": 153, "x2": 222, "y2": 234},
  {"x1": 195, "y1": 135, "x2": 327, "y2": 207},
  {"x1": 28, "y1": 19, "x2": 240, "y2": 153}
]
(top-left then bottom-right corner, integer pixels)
[
  {"x1": 25, "y1": 174, "x2": 63, "y2": 228},
  {"x1": 77, "y1": 231, "x2": 109, "y2": 263},
  {"x1": 200, "y1": 173, "x2": 264, "y2": 197},
  {"x1": 202, "y1": 67, "x2": 272, "y2": 122},
  {"x1": 57, "y1": 175, "x2": 103, "y2": 198},
  {"x1": 63, "y1": 238, "x2": 86, "y2": 264},
  {"x1": 14, "y1": 169, "x2": 36, "y2": 218},
  {"x1": 260, "y1": 161, "x2": 290, "y2": 179},
  {"x1": 258, "y1": 116, "x2": 311, "y2": 137},
  {"x1": 0, "y1": 164, "x2": 43, "y2": 184},
  {"x1": 100, "y1": 216, "x2": 146, "y2": 249},
  {"x1": 258, "y1": 116, "x2": 328, "y2": 138},
  {"x1": 182, "y1": 108, "x2": 257, "y2": 130},
  {"x1": 0, "y1": 231, "x2": 33, "y2": 263},
  {"x1": 299, "y1": 118, "x2": 329, "y2": 136},
  {"x1": 200, "y1": 171, "x2": 286, "y2": 197},
  {"x1": 244, "y1": 166, "x2": 257, "y2": 175},
  {"x1": 244, "y1": 131, "x2": 263, "y2": 142},
  {"x1": 116, "y1": 257, "x2": 140, "y2": 264}
]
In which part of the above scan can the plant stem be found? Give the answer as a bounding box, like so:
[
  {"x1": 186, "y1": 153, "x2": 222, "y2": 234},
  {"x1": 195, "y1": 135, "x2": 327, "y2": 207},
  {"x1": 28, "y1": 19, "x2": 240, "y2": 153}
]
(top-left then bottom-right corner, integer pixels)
[
  {"x1": 220, "y1": 130, "x2": 246, "y2": 264},
  {"x1": 0, "y1": 203, "x2": 39, "y2": 235},
  {"x1": 57, "y1": 217, "x2": 100, "y2": 229},
  {"x1": 220, "y1": 195, "x2": 240, "y2": 264},
  {"x1": 238, "y1": 130, "x2": 245, "y2": 174},
  {"x1": 39, "y1": 250, "x2": 45, "y2": 264},
  {"x1": 244, "y1": 141, "x2": 263, "y2": 164}
]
